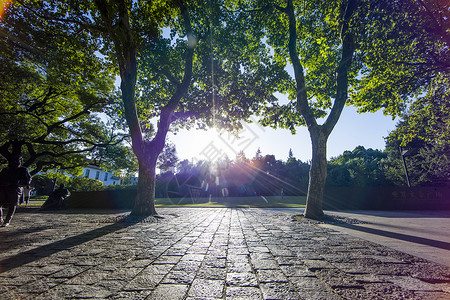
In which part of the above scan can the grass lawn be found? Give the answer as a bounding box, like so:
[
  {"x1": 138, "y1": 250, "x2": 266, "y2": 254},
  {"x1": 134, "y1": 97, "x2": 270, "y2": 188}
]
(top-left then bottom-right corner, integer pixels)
[
  {"x1": 155, "y1": 195, "x2": 306, "y2": 208},
  {"x1": 26, "y1": 195, "x2": 306, "y2": 209}
]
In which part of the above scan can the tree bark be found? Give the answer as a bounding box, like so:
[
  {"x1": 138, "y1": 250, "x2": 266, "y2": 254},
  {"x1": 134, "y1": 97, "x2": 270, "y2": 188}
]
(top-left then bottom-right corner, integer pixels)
[
  {"x1": 132, "y1": 152, "x2": 158, "y2": 216},
  {"x1": 284, "y1": 0, "x2": 357, "y2": 219},
  {"x1": 304, "y1": 129, "x2": 328, "y2": 219}
]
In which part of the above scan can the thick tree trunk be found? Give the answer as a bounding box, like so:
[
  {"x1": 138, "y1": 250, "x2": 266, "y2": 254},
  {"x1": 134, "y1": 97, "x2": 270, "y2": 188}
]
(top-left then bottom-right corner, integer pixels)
[
  {"x1": 131, "y1": 154, "x2": 158, "y2": 216},
  {"x1": 304, "y1": 129, "x2": 328, "y2": 219}
]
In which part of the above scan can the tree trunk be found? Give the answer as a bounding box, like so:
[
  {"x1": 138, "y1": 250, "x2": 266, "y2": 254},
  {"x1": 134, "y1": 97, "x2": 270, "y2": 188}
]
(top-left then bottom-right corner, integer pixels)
[
  {"x1": 131, "y1": 153, "x2": 158, "y2": 216},
  {"x1": 304, "y1": 129, "x2": 328, "y2": 219}
]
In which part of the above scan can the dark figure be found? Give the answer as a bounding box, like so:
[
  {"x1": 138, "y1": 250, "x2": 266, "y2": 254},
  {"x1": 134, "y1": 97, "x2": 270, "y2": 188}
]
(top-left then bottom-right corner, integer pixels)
[
  {"x1": 40, "y1": 183, "x2": 71, "y2": 211},
  {"x1": 21, "y1": 186, "x2": 34, "y2": 207},
  {"x1": 0, "y1": 156, "x2": 31, "y2": 227}
]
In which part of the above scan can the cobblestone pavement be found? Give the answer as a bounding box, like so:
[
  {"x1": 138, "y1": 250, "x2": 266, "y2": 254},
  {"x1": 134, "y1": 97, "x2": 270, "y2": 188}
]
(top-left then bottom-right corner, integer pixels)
[{"x1": 1, "y1": 208, "x2": 449, "y2": 299}]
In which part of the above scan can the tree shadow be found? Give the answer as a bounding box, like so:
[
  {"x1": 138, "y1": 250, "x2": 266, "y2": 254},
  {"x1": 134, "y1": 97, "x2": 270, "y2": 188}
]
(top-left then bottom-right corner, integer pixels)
[
  {"x1": 332, "y1": 210, "x2": 450, "y2": 219},
  {"x1": 333, "y1": 222, "x2": 450, "y2": 251},
  {"x1": 0, "y1": 214, "x2": 147, "y2": 274}
]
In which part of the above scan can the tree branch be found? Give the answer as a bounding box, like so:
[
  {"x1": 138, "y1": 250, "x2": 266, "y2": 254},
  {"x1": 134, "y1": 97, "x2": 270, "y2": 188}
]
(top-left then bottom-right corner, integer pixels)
[
  {"x1": 151, "y1": 0, "x2": 196, "y2": 155},
  {"x1": 285, "y1": 0, "x2": 317, "y2": 130}
]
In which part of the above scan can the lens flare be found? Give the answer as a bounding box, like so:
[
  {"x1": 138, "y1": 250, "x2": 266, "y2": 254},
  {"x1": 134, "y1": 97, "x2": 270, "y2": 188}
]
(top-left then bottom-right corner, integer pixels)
[{"x1": 0, "y1": 1, "x2": 11, "y2": 21}]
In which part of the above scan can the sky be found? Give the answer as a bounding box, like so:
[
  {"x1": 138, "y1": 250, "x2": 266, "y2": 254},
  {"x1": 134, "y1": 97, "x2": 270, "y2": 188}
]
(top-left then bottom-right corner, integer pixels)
[{"x1": 168, "y1": 106, "x2": 398, "y2": 164}]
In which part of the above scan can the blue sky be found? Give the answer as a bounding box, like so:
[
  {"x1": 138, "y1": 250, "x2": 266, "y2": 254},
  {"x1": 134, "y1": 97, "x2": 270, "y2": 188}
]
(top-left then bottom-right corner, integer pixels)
[{"x1": 169, "y1": 105, "x2": 398, "y2": 163}]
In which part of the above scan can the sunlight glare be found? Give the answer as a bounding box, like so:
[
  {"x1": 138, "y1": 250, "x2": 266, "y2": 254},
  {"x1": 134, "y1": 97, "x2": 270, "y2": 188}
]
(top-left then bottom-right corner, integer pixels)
[{"x1": 0, "y1": 0, "x2": 11, "y2": 21}]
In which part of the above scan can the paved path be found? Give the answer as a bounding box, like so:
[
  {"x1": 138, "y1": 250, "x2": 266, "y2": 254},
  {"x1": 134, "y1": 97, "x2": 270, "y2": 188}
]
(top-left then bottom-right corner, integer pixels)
[
  {"x1": 268, "y1": 208, "x2": 450, "y2": 268},
  {"x1": 320, "y1": 210, "x2": 450, "y2": 269},
  {"x1": 1, "y1": 208, "x2": 450, "y2": 299}
]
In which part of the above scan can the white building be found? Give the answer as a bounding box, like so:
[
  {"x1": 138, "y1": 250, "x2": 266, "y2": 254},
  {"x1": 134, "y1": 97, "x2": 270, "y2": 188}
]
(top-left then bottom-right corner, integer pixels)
[{"x1": 83, "y1": 165, "x2": 122, "y2": 186}]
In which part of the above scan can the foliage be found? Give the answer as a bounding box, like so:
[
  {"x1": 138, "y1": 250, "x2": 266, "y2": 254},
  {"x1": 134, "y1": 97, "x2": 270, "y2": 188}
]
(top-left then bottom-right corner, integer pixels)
[
  {"x1": 66, "y1": 177, "x2": 105, "y2": 192},
  {"x1": 226, "y1": 0, "x2": 362, "y2": 218},
  {"x1": 351, "y1": 0, "x2": 450, "y2": 116},
  {"x1": 31, "y1": 173, "x2": 105, "y2": 195},
  {"x1": 156, "y1": 149, "x2": 310, "y2": 198},
  {"x1": 92, "y1": 143, "x2": 138, "y2": 175},
  {"x1": 157, "y1": 142, "x2": 179, "y2": 172},
  {"x1": 0, "y1": 1, "x2": 123, "y2": 175},
  {"x1": 384, "y1": 80, "x2": 450, "y2": 186},
  {"x1": 327, "y1": 146, "x2": 390, "y2": 186}
]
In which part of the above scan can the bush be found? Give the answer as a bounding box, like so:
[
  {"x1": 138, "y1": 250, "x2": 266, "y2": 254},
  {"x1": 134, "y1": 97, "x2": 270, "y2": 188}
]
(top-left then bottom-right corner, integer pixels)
[
  {"x1": 66, "y1": 177, "x2": 105, "y2": 192},
  {"x1": 31, "y1": 173, "x2": 105, "y2": 195}
]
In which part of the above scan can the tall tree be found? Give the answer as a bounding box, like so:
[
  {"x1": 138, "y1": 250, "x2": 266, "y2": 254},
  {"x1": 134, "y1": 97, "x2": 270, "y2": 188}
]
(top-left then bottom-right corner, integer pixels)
[
  {"x1": 351, "y1": 0, "x2": 450, "y2": 115},
  {"x1": 36, "y1": 0, "x2": 284, "y2": 216},
  {"x1": 0, "y1": 1, "x2": 121, "y2": 175},
  {"x1": 235, "y1": 0, "x2": 361, "y2": 218},
  {"x1": 350, "y1": 0, "x2": 450, "y2": 186}
]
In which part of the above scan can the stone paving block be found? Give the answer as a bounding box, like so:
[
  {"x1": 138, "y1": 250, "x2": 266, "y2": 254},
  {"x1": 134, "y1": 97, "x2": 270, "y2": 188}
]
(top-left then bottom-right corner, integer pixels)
[
  {"x1": 256, "y1": 269, "x2": 289, "y2": 283},
  {"x1": 64, "y1": 269, "x2": 111, "y2": 285},
  {"x1": 153, "y1": 255, "x2": 182, "y2": 265},
  {"x1": 249, "y1": 252, "x2": 273, "y2": 261},
  {"x1": 0, "y1": 288, "x2": 22, "y2": 300},
  {"x1": 94, "y1": 279, "x2": 125, "y2": 293},
  {"x1": 105, "y1": 267, "x2": 143, "y2": 280},
  {"x1": 259, "y1": 282, "x2": 301, "y2": 300},
  {"x1": 250, "y1": 258, "x2": 279, "y2": 270},
  {"x1": 331, "y1": 262, "x2": 372, "y2": 274},
  {"x1": 123, "y1": 259, "x2": 155, "y2": 268},
  {"x1": 180, "y1": 254, "x2": 205, "y2": 262},
  {"x1": 48, "y1": 266, "x2": 89, "y2": 279},
  {"x1": 380, "y1": 275, "x2": 445, "y2": 292},
  {"x1": 35, "y1": 283, "x2": 88, "y2": 299},
  {"x1": 302, "y1": 259, "x2": 336, "y2": 271},
  {"x1": 197, "y1": 267, "x2": 227, "y2": 280},
  {"x1": 290, "y1": 275, "x2": 329, "y2": 290},
  {"x1": 188, "y1": 278, "x2": 225, "y2": 298},
  {"x1": 122, "y1": 274, "x2": 164, "y2": 291},
  {"x1": 314, "y1": 268, "x2": 364, "y2": 289},
  {"x1": 275, "y1": 255, "x2": 300, "y2": 265},
  {"x1": 162, "y1": 270, "x2": 196, "y2": 284},
  {"x1": 414, "y1": 291, "x2": 450, "y2": 299},
  {"x1": 225, "y1": 286, "x2": 264, "y2": 299},
  {"x1": 226, "y1": 272, "x2": 258, "y2": 287},
  {"x1": 71, "y1": 285, "x2": 113, "y2": 299},
  {"x1": 27, "y1": 264, "x2": 70, "y2": 276},
  {"x1": 147, "y1": 284, "x2": 189, "y2": 300},
  {"x1": 280, "y1": 265, "x2": 315, "y2": 277},
  {"x1": 1, "y1": 208, "x2": 450, "y2": 299},
  {"x1": 333, "y1": 283, "x2": 417, "y2": 300},
  {"x1": 172, "y1": 260, "x2": 202, "y2": 272},
  {"x1": 14, "y1": 277, "x2": 61, "y2": 294},
  {"x1": 108, "y1": 290, "x2": 152, "y2": 300},
  {"x1": 298, "y1": 288, "x2": 343, "y2": 300},
  {"x1": 142, "y1": 263, "x2": 174, "y2": 275},
  {"x1": 0, "y1": 274, "x2": 42, "y2": 286},
  {"x1": 203, "y1": 256, "x2": 226, "y2": 268}
]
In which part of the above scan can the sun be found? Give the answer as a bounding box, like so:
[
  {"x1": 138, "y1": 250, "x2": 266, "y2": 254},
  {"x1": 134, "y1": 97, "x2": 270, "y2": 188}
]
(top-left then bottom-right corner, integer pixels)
[
  {"x1": 0, "y1": 1, "x2": 12, "y2": 21},
  {"x1": 190, "y1": 128, "x2": 233, "y2": 163}
]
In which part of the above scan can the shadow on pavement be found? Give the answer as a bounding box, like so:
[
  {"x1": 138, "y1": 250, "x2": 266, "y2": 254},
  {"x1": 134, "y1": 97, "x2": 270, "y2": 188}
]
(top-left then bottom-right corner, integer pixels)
[
  {"x1": 333, "y1": 223, "x2": 450, "y2": 251},
  {"x1": 0, "y1": 214, "x2": 146, "y2": 274},
  {"x1": 335, "y1": 210, "x2": 450, "y2": 219}
]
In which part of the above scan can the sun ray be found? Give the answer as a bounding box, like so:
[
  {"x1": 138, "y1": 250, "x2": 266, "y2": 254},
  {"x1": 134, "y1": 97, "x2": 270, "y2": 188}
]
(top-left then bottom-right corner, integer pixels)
[{"x1": 0, "y1": 1, "x2": 12, "y2": 21}]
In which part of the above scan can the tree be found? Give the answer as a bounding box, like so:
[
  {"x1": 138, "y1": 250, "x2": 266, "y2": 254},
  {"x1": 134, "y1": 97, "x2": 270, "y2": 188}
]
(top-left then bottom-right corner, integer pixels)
[
  {"x1": 35, "y1": 0, "x2": 284, "y2": 216},
  {"x1": 384, "y1": 80, "x2": 450, "y2": 186},
  {"x1": 351, "y1": 0, "x2": 450, "y2": 116},
  {"x1": 327, "y1": 146, "x2": 389, "y2": 186},
  {"x1": 235, "y1": 0, "x2": 361, "y2": 218},
  {"x1": 350, "y1": 0, "x2": 450, "y2": 186},
  {"x1": 157, "y1": 142, "x2": 179, "y2": 173},
  {"x1": 0, "y1": 1, "x2": 121, "y2": 175}
]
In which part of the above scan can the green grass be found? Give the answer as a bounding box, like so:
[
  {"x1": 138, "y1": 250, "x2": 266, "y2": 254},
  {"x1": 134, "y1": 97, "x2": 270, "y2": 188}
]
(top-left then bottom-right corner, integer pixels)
[
  {"x1": 25, "y1": 195, "x2": 306, "y2": 209},
  {"x1": 24, "y1": 195, "x2": 47, "y2": 207},
  {"x1": 155, "y1": 196, "x2": 306, "y2": 208}
]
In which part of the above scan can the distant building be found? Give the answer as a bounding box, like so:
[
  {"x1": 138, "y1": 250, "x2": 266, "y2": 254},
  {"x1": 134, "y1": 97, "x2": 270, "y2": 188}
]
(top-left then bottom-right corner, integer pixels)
[{"x1": 83, "y1": 165, "x2": 122, "y2": 186}]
